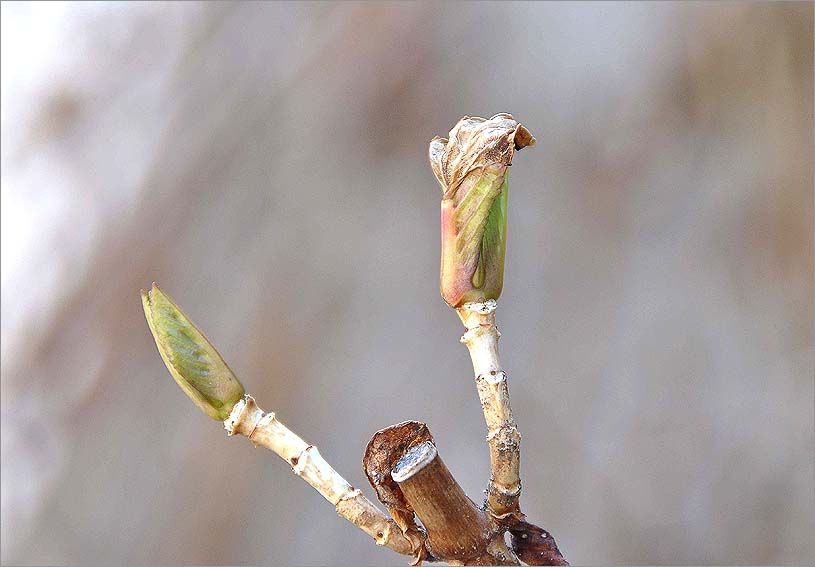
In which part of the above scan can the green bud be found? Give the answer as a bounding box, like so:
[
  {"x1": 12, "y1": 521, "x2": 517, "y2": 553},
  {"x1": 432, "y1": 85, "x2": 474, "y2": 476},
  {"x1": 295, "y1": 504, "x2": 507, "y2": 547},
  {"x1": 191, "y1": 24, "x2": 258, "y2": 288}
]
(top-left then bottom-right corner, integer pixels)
[
  {"x1": 429, "y1": 113, "x2": 535, "y2": 307},
  {"x1": 141, "y1": 283, "x2": 244, "y2": 421}
]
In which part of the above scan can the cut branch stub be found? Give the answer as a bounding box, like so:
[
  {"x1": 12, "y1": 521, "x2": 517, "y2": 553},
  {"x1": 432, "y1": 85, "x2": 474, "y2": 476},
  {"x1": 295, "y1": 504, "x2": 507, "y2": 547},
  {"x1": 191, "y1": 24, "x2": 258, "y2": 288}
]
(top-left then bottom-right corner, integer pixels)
[
  {"x1": 364, "y1": 421, "x2": 434, "y2": 563},
  {"x1": 365, "y1": 423, "x2": 519, "y2": 566},
  {"x1": 392, "y1": 441, "x2": 508, "y2": 565}
]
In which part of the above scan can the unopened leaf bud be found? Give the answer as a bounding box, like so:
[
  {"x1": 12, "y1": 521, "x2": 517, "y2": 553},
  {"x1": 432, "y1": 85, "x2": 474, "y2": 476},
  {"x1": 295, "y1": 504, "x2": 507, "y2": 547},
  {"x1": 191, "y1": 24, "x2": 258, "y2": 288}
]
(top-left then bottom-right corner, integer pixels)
[
  {"x1": 141, "y1": 283, "x2": 245, "y2": 421},
  {"x1": 429, "y1": 113, "x2": 535, "y2": 307}
]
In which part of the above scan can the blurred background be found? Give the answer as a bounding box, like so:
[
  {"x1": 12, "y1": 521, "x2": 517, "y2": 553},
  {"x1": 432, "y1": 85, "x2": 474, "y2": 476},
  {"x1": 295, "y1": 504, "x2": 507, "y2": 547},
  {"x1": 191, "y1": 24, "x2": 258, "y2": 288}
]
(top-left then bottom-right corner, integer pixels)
[{"x1": 1, "y1": 2, "x2": 812, "y2": 565}]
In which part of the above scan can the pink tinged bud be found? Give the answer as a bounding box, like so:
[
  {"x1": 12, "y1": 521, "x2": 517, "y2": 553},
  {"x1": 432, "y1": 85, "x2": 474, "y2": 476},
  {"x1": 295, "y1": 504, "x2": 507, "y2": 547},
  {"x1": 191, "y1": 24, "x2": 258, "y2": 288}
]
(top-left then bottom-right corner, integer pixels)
[{"x1": 429, "y1": 113, "x2": 535, "y2": 307}]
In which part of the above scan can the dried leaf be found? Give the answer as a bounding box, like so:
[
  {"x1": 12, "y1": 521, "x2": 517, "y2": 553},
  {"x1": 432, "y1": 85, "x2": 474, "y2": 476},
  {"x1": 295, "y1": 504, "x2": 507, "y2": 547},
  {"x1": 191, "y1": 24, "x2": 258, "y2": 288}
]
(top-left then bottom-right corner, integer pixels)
[
  {"x1": 508, "y1": 520, "x2": 569, "y2": 566},
  {"x1": 363, "y1": 421, "x2": 435, "y2": 563}
]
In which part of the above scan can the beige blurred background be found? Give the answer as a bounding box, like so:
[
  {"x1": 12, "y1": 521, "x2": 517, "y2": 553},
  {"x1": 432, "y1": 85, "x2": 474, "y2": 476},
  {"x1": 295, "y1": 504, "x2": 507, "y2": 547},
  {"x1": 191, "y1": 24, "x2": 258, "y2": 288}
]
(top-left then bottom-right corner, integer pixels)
[{"x1": 1, "y1": 2, "x2": 812, "y2": 565}]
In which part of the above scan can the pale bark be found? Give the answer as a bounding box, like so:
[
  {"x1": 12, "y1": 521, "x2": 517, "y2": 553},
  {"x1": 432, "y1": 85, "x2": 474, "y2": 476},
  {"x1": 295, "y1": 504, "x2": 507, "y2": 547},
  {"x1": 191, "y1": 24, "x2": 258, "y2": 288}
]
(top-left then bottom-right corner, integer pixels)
[
  {"x1": 224, "y1": 395, "x2": 413, "y2": 556},
  {"x1": 457, "y1": 299, "x2": 522, "y2": 520}
]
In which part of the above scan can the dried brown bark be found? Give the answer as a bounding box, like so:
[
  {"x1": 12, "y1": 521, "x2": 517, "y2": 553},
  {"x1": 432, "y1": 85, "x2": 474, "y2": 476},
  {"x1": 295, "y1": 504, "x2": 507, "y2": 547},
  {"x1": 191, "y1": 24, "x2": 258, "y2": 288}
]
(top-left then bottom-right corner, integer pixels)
[
  {"x1": 364, "y1": 423, "x2": 518, "y2": 565},
  {"x1": 392, "y1": 441, "x2": 517, "y2": 565}
]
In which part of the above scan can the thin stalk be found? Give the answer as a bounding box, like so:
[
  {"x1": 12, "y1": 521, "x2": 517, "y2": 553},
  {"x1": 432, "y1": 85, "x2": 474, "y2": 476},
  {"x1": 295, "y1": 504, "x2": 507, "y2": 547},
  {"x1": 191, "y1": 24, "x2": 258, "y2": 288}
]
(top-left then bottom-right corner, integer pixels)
[
  {"x1": 456, "y1": 299, "x2": 522, "y2": 521},
  {"x1": 225, "y1": 395, "x2": 413, "y2": 556}
]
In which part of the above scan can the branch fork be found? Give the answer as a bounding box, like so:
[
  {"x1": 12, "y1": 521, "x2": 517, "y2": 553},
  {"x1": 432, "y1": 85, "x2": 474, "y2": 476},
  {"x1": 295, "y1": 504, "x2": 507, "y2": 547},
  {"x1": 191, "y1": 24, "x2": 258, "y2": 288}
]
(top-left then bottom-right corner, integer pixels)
[{"x1": 142, "y1": 113, "x2": 569, "y2": 565}]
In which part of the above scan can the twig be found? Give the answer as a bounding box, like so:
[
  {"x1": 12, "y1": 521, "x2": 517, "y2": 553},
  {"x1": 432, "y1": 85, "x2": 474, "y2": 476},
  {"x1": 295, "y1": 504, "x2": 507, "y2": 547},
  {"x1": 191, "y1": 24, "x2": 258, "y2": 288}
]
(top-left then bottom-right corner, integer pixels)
[
  {"x1": 457, "y1": 299, "x2": 521, "y2": 521},
  {"x1": 456, "y1": 300, "x2": 569, "y2": 566},
  {"x1": 225, "y1": 395, "x2": 413, "y2": 556}
]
